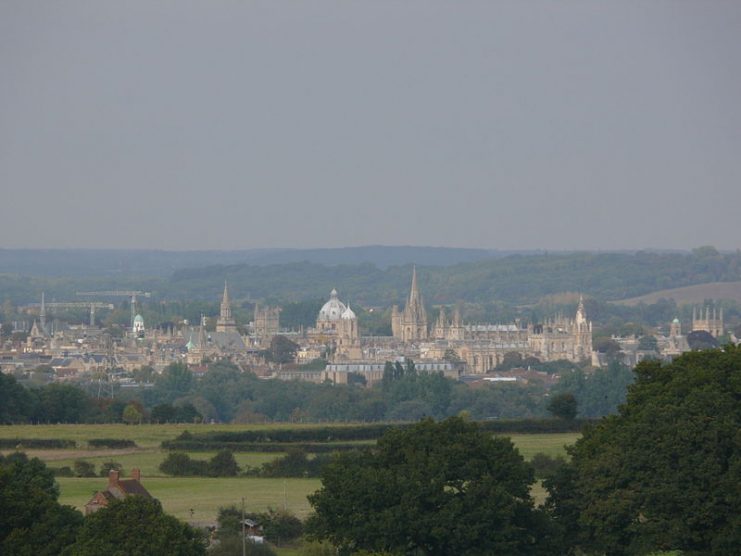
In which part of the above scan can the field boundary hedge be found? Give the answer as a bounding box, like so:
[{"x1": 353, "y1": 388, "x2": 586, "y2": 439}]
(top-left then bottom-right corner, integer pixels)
[
  {"x1": 87, "y1": 439, "x2": 137, "y2": 449},
  {"x1": 162, "y1": 441, "x2": 373, "y2": 453},
  {"x1": 0, "y1": 438, "x2": 76, "y2": 449},
  {"x1": 162, "y1": 419, "x2": 588, "y2": 451}
]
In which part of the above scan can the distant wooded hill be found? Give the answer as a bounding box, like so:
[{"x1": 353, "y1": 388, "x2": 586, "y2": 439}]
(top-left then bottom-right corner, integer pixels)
[
  {"x1": 0, "y1": 246, "x2": 508, "y2": 277},
  {"x1": 168, "y1": 248, "x2": 741, "y2": 306},
  {"x1": 2, "y1": 247, "x2": 739, "y2": 307}
]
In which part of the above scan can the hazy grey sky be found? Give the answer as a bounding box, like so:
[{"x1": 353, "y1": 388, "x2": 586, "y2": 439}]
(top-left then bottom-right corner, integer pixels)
[{"x1": 1, "y1": 1, "x2": 739, "y2": 251}]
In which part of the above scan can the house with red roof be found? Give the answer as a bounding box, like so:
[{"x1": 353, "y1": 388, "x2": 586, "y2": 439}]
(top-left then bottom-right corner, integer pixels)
[{"x1": 84, "y1": 468, "x2": 153, "y2": 515}]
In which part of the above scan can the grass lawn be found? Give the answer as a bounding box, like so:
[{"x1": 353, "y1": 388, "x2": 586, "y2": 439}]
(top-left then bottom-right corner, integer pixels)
[
  {"x1": 57, "y1": 477, "x2": 321, "y2": 524},
  {"x1": 505, "y1": 432, "x2": 579, "y2": 460}
]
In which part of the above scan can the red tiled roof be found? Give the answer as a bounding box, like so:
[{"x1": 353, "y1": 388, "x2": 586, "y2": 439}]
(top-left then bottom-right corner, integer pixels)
[{"x1": 116, "y1": 479, "x2": 152, "y2": 498}]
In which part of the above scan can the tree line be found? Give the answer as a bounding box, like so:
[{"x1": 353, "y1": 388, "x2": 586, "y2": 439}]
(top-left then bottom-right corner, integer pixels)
[{"x1": 2, "y1": 356, "x2": 636, "y2": 425}]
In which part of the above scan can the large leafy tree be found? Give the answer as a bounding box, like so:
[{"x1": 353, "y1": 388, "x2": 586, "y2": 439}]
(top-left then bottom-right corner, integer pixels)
[
  {"x1": 307, "y1": 417, "x2": 558, "y2": 555},
  {"x1": 69, "y1": 496, "x2": 206, "y2": 555},
  {"x1": 0, "y1": 452, "x2": 83, "y2": 555},
  {"x1": 0, "y1": 374, "x2": 35, "y2": 423},
  {"x1": 546, "y1": 346, "x2": 741, "y2": 555}
]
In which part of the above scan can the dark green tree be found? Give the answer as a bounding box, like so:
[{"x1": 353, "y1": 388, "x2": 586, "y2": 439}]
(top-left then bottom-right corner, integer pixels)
[
  {"x1": 34, "y1": 383, "x2": 95, "y2": 423},
  {"x1": 151, "y1": 403, "x2": 177, "y2": 423},
  {"x1": 155, "y1": 362, "x2": 194, "y2": 402},
  {"x1": 159, "y1": 452, "x2": 209, "y2": 476},
  {"x1": 98, "y1": 461, "x2": 123, "y2": 477},
  {"x1": 0, "y1": 374, "x2": 35, "y2": 423},
  {"x1": 307, "y1": 417, "x2": 558, "y2": 555},
  {"x1": 69, "y1": 496, "x2": 206, "y2": 555},
  {"x1": 0, "y1": 452, "x2": 83, "y2": 555},
  {"x1": 266, "y1": 335, "x2": 299, "y2": 364},
  {"x1": 686, "y1": 330, "x2": 719, "y2": 351},
  {"x1": 73, "y1": 459, "x2": 96, "y2": 477},
  {"x1": 208, "y1": 450, "x2": 240, "y2": 477},
  {"x1": 545, "y1": 346, "x2": 741, "y2": 555},
  {"x1": 546, "y1": 392, "x2": 578, "y2": 420}
]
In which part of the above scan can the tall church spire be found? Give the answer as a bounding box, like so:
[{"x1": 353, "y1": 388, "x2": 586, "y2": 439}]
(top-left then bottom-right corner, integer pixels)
[
  {"x1": 409, "y1": 265, "x2": 421, "y2": 306},
  {"x1": 221, "y1": 281, "x2": 231, "y2": 315},
  {"x1": 394, "y1": 265, "x2": 428, "y2": 342},
  {"x1": 216, "y1": 280, "x2": 237, "y2": 333}
]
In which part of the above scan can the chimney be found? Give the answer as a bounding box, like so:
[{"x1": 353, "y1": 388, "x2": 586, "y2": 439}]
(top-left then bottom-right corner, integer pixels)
[
  {"x1": 108, "y1": 469, "x2": 119, "y2": 487},
  {"x1": 131, "y1": 468, "x2": 141, "y2": 481}
]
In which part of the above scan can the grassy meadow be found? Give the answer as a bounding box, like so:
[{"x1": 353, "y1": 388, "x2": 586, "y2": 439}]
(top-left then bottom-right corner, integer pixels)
[{"x1": 0, "y1": 424, "x2": 579, "y2": 524}]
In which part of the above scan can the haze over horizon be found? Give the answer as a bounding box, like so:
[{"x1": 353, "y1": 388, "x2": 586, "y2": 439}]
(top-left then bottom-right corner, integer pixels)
[{"x1": 2, "y1": 2, "x2": 740, "y2": 252}]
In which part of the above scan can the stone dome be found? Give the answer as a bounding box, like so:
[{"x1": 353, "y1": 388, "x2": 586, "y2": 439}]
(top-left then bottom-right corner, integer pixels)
[
  {"x1": 134, "y1": 314, "x2": 144, "y2": 324},
  {"x1": 318, "y1": 289, "x2": 347, "y2": 322},
  {"x1": 341, "y1": 304, "x2": 356, "y2": 320}
]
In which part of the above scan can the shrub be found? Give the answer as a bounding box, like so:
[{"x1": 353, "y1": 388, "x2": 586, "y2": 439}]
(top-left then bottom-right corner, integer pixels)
[
  {"x1": 74, "y1": 460, "x2": 96, "y2": 477},
  {"x1": 208, "y1": 450, "x2": 239, "y2": 477},
  {"x1": 51, "y1": 466, "x2": 74, "y2": 477},
  {"x1": 159, "y1": 452, "x2": 209, "y2": 477},
  {"x1": 258, "y1": 449, "x2": 333, "y2": 478},
  {"x1": 160, "y1": 451, "x2": 240, "y2": 477},
  {"x1": 261, "y1": 509, "x2": 303, "y2": 545},
  {"x1": 99, "y1": 461, "x2": 124, "y2": 477}
]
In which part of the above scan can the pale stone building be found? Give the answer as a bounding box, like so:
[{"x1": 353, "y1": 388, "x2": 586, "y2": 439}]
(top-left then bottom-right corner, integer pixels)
[
  {"x1": 391, "y1": 269, "x2": 594, "y2": 373},
  {"x1": 312, "y1": 289, "x2": 361, "y2": 359},
  {"x1": 253, "y1": 303, "x2": 280, "y2": 347},
  {"x1": 692, "y1": 305, "x2": 724, "y2": 337},
  {"x1": 391, "y1": 266, "x2": 428, "y2": 342},
  {"x1": 656, "y1": 317, "x2": 690, "y2": 358},
  {"x1": 215, "y1": 282, "x2": 238, "y2": 333},
  {"x1": 527, "y1": 296, "x2": 593, "y2": 362}
]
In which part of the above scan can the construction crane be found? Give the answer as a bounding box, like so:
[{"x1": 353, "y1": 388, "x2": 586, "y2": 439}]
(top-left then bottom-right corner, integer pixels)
[
  {"x1": 27, "y1": 293, "x2": 115, "y2": 327},
  {"x1": 29, "y1": 301, "x2": 115, "y2": 328},
  {"x1": 76, "y1": 290, "x2": 152, "y2": 330}
]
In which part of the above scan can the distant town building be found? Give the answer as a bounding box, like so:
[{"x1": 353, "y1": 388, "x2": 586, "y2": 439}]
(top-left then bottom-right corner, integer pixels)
[
  {"x1": 692, "y1": 305, "x2": 724, "y2": 337},
  {"x1": 215, "y1": 281, "x2": 237, "y2": 333},
  {"x1": 391, "y1": 266, "x2": 428, "y2": 342},
  {"x1": 253, "y1": 303, "x2": 280, "y2": 347}
]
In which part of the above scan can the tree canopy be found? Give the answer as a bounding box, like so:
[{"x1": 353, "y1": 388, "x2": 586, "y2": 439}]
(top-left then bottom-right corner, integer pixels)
[
  {"x1": 545, "y1": 345, "x2": 741, "y2": 555},
  {"x1": 68, "y1": 496, "x2": 206, "y2": 556},
  {"x1": 0, "y1": 452, "x2": 83, "y2": 555},
  {"x1": 307, "y1": 417, "x2": 558, "y2": 555}
]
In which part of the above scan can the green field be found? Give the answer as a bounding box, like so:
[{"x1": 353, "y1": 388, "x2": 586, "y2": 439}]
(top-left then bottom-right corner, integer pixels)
[
  {"x1": 0, "y1": 424, "x2": 579, "y2": 524},
  {"x1": 56, "y1": 477, "x2": 320, "y2": 524}
]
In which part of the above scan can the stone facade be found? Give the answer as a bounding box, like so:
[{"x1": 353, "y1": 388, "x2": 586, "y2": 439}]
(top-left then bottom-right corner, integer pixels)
[
  {"x1": 215, "y1": 282, "x2": 237, "y2": 333},
  {"x1": 254, "y1": 303, "x2": 280, "y2": 347},
  {"x1": 692, "y1": 305, "x2": 724, "y2": 337},
  {"x1": 391, "y1": 266, "x2": 428, "y2": 342}
]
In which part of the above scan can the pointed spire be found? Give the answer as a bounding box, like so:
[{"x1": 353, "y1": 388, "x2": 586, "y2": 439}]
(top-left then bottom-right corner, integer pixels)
[
  {"x1": 222, "y1": 280, "x2": 230, "y2": 306},
  {"x1": 409, "y1": 265, "x2": 420, "y2": 304},
  {"x1": 40, "y1": 292, "x2": 46, "y2": 332}
]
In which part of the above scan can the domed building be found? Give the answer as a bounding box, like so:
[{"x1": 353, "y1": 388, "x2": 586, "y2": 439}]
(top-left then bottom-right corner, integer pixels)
[
  {"x1": 316, "y1": 289, "x2": 348, "y2": 333},
  {"x1": 133, "y1": 314, "x2": 145, "y2": 338},
  {"x1": 315, "y1": 289, "x2": 361, "y2": 359}
]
